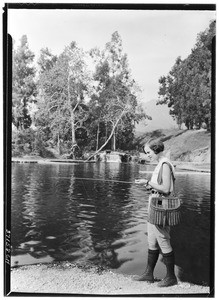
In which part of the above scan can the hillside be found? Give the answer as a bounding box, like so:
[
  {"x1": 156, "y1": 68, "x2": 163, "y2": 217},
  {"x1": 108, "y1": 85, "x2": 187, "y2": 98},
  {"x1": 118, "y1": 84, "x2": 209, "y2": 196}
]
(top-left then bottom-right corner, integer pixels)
[
  {"x1": 135, "y1": 99, "x2": 178, "y2": 135},
  {"x1": 136, "y1": 129, "x2": 211, "y2": 163}
]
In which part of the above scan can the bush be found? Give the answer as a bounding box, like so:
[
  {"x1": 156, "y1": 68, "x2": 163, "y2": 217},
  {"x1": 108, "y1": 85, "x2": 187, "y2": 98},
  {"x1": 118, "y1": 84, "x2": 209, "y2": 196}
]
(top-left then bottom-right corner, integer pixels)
[
  {"x1": 12, "y1": 128, "x2": 35, "y2": 157},
  {"x1": 12, "y1": 128, "x2": 55, "y2": 158}
]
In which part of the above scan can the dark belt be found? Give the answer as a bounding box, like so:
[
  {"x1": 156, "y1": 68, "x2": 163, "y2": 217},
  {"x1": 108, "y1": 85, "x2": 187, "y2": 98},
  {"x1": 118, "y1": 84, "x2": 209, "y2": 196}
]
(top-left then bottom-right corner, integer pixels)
[{"x1": 151, "y1": 189, "x2": 170, "y2": 196}]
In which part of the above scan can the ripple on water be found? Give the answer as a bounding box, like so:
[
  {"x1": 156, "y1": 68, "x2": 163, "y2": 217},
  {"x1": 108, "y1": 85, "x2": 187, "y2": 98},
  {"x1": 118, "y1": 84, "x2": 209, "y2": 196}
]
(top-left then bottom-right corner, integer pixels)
[
  {"x1": 11, "y1": 163, "x2": 211, "y2": 285},
  {"x1": 45, "y1": 236, "x2": 57, "y2": 240}
]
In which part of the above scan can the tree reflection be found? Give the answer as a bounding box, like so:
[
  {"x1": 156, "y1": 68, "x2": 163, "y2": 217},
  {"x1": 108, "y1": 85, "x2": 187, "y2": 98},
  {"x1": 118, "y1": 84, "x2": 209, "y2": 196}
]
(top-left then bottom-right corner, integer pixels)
[{"x1": 71, "y1": 162, "x2": 135, "y2": 269}]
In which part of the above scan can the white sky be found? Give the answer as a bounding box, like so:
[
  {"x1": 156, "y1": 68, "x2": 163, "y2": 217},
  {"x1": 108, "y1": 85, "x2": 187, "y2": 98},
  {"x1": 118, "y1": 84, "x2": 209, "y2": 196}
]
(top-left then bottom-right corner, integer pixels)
[{"x1": 8, "y1": 8, "x2": 215, "y2": 103}]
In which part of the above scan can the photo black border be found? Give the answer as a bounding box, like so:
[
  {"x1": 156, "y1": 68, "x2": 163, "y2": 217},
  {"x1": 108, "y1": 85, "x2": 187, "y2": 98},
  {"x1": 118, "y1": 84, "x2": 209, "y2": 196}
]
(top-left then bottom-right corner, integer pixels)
[{"x1": 3, "y1": 2, "x2": 216, "y2": 297}]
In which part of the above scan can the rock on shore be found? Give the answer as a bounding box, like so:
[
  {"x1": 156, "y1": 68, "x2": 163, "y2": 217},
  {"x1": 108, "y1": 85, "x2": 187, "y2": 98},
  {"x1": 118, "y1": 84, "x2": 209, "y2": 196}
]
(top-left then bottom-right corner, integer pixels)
[{"x1": 10, "y1": 263, "x2": 210, "y2": 296}]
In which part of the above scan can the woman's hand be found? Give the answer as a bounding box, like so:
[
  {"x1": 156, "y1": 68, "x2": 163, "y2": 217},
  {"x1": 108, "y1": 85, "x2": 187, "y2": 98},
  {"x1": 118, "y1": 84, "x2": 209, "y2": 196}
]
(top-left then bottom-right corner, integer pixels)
[{"x1": 135, "y1": 179, "x2": 149, "y2": 185}]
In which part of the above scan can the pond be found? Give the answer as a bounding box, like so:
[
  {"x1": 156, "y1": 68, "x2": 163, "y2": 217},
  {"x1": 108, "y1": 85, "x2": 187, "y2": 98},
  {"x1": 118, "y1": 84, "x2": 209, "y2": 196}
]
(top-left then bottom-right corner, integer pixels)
[{"x1": 11, "y1": 162, "x2": 211, "y2": 286}]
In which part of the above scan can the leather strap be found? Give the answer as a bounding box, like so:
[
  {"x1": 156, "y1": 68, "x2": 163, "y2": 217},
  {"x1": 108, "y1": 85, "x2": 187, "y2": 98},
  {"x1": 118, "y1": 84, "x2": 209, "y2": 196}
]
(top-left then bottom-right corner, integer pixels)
[{"x1": 157, "y1": 161, "x2": 176, "y2": 195}]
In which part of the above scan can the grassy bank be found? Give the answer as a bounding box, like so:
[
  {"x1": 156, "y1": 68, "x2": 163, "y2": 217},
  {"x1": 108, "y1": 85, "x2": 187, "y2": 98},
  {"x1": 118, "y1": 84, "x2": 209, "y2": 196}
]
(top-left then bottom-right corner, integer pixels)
[{"x1": 137, "y1": 129, "x2": 211, "y2": 163}]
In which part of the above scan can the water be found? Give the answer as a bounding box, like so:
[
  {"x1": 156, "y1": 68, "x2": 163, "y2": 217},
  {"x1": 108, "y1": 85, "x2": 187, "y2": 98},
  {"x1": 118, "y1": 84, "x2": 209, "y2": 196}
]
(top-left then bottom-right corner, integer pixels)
[{"x1": 11, "y1": 162, "x2": 211, "y2": 286}]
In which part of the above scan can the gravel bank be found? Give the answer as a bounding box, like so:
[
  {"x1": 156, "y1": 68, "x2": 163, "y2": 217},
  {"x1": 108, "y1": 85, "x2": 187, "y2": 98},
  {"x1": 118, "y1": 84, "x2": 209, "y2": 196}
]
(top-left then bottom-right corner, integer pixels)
[{"x1": 10, "y1": 262, "x2": 210, "y2": 296}]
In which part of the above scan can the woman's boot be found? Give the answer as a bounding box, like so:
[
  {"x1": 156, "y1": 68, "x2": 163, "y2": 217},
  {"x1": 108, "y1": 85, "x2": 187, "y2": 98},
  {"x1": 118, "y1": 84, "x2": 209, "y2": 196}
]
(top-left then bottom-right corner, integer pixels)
[
  {"x1": 133, "y1": 249, "x2": 159, "y2": 282},
  {"x1": 157, "y1": 251, "x2": 177, "y2": 287}
]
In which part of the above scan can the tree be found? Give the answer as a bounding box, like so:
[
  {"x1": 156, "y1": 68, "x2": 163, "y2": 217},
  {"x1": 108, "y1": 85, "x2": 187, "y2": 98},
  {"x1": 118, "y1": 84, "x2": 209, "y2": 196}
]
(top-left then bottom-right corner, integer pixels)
[
  {"x1": 87, "y1": 31, "x2": 147, "y2": 158},
  {"x1": 37, "y1": 47, "x2": 57, "y2": 73},
  {"x1": 12, "y1": 35, "x2": 37, "y2": 129},
  {"x1": 157, "y1": 20, "x2": 215, "y2": 131},
  {"x1": 37, "y1": 42, "x2": 93, "y2": 157}
]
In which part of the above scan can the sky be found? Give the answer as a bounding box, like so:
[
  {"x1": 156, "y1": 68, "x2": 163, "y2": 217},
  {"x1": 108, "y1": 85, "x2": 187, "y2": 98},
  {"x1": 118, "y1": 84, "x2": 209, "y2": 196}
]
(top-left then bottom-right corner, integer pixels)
[{"x1": 7, "y1": 7, "x2": 215, "y2": 103}]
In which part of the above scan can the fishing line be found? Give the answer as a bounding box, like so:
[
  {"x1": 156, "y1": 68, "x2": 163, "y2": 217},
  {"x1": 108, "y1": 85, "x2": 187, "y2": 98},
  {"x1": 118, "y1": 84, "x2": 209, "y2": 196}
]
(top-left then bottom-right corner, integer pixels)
[
  {"x1": 50, "y1": 177, "x2": 145, "y2": 184},
  {"x1": 50, "y1": 170, "x2": 209, "y2": 186},
  {"x1": 139, "y1": 171, "x2": 210, "y2": 175}
]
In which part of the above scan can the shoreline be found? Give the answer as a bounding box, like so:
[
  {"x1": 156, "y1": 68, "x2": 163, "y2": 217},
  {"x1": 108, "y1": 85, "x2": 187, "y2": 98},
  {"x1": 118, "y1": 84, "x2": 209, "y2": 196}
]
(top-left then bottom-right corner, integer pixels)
[
  {"x1": 10, "y1": 262, "x2": 210, "y2": 296},
  {"x1": 12, "y1": 157, "x2": 210, "y2": 173}
]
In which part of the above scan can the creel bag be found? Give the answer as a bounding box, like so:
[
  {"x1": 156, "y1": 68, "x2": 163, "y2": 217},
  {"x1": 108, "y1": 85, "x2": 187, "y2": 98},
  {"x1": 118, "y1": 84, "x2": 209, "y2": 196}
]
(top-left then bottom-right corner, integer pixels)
[{"x1": 148, "y1": 161, "x2": 181, "y2": 227}]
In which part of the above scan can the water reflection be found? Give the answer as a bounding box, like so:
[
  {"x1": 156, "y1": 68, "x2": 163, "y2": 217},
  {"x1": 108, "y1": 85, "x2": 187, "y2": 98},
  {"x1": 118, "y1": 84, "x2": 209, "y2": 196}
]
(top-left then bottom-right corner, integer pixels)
[
  {"x1": 11, "y1": 163, "x2": 211, "y2": 285},
  {"x1": 172, "y1": 173, "x2": 211, "y2": 286},
  {"x1": 66, "y1": 163, "x2": 137, "y2": 269}
]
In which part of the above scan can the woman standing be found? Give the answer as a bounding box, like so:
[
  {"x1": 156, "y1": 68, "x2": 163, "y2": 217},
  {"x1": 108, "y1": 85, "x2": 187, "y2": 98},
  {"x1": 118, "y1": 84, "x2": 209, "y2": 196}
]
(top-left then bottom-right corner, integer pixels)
[{"x1": 134, "y1": 139, "x2": 177, "y2": 287}]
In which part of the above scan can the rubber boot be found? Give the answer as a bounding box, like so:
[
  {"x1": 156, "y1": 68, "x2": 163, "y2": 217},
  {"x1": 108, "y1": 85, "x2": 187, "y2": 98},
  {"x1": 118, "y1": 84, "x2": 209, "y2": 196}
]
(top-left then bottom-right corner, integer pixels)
[
  {"x1": 133, "y1": 249, "x2": 159, "y2": 282},
  {"x1": 157, "y1": 251, "x2": 177, "y2": 287}
]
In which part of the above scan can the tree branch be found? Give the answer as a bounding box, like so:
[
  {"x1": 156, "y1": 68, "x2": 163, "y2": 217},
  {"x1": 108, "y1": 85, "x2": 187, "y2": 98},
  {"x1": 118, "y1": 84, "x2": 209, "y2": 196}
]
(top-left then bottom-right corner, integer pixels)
[
  {"x1": 72, "y1": 98, "x2": 80, "y2": 113},
  {"x1": 48, "y1": 104, "x2": 58, "y2": 111},
  {"x1": 85, "y1": 108, "x2": 126, "y2": 161}
]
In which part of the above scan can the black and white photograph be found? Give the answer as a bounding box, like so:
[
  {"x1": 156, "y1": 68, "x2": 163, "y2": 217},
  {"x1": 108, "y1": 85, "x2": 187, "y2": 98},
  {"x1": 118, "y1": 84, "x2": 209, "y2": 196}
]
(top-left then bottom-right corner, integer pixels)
[{"x1": 4, "y1": 3, "x2": 216, "y2": 296}]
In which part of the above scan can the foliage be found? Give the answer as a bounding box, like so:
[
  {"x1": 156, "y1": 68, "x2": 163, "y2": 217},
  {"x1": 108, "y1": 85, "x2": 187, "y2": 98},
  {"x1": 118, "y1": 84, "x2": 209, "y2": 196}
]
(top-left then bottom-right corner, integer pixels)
[
  {"x1": 12, "y1": 128, "x2": 34, "y2": 156},
  {"x1": 157, "y1": 20, "x2": 215, "y2": 131},
  {"x1": 87, "y1": 31, "x2": 147, "y2": 154},
  {"x1": 36, "y1": 42, "x2": 93, "y2": 157},
  {"x1": 38, "y1": 47, "x2": 58, "y2": 73},
  {"x1": 12, "y1": 20, "x2": 215, "y2": 159},
  {"x1": 12, "y1": 35, "x2": 37, "y2": 129},
  {"x1": 12, "y1": 127, "x2": 55, "y2": 158},
  {"x1": 12, "y1": 32, "x2": 149, "y2": 158}
]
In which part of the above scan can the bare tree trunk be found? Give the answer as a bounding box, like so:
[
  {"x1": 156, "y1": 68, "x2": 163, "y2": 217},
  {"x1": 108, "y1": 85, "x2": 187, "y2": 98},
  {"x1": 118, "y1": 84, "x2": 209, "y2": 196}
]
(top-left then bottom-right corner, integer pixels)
[
  {"x1": 57, "y1": 132, "x2": 60, "y2": 155},
  {"x1": 96, "y1": 123, "x2": 100, "y2": 151},
  {"x1": 68, "y1": 73, "x2": 77, "y2": 160},
  {"x1": 71, "y1": 111, "x2": 76, "y2": 159},
  {"x1": 112, "y1": 130, "x2": 116, "y2": 151},
  {"x1": 58, "y1": 103, "x2": 61, "y2": 155},
  {"x1": 105, "y1": 122, "x2": 108, "y2": 142},
  {"x1": 85, "y1": 109, "x2": 126, "y2": 162}
]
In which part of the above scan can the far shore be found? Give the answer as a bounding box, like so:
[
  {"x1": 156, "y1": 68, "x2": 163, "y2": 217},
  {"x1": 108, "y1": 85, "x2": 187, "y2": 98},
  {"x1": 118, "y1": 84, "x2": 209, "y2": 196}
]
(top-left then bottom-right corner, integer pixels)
[{"x1": 12, "y1": 156, "x2": 211, "y2": 173}]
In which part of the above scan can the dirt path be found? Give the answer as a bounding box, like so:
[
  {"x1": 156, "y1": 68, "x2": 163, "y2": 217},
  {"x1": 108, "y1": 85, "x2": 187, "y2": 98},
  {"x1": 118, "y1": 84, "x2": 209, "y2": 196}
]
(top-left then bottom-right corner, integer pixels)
[{"x1": 9, "y1": 263, "x2": 210, "y2": 296}]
